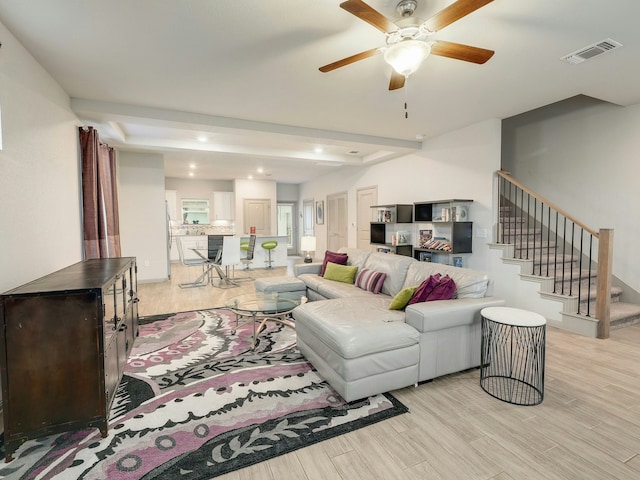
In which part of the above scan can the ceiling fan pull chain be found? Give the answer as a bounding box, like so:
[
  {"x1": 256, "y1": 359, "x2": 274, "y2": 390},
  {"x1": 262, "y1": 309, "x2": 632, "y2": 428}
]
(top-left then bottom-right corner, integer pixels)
[{"x1": 404, "y1": 76, "x2": 409, "y2": 119}]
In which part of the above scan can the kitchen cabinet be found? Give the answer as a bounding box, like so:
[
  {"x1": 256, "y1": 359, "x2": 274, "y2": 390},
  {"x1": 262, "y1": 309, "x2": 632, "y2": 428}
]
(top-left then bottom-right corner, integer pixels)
[{"x1": 213, "y1": 191, "x2": 234, "y2": 220}]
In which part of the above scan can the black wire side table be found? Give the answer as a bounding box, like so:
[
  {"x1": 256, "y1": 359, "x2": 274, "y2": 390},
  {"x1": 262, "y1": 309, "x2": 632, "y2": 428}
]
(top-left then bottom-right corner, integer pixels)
[{"x1": 480, "y1": 307, "x2": 546, "y2": 406}]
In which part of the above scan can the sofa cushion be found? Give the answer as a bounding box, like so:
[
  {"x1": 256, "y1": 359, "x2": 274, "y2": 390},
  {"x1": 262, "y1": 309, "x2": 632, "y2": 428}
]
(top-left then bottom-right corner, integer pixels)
[
  {"x1": 292, "y1": 297, "x2": 418, "y2": 359},
  {"x1": 317, "y1": 279, "x2": 379, "y2": 299},
  {"x1": 355, "y1": 268, "x2": 386, "y2": 294},
  {"x1": 323, "y1": 262, "x2": 358, "y2": 284},
  {"x1": 389, "y1": 286, "x2": 418, "y2": 310},
  {"x1": 363, "y1": 252, "x2": 416, "y2": 297},
  {"x1": 338, "y1": 247, "x2": 371, "y2": 270},
  {"x1": 320, "y1": 251, "x2": 348, "y2": 276}
]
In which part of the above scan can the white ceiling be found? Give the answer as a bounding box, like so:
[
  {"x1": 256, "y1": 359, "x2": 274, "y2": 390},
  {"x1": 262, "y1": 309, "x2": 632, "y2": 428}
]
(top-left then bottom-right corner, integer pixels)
[{"x1": 1, "y1": 0, "x2": 639, "y2": 183}]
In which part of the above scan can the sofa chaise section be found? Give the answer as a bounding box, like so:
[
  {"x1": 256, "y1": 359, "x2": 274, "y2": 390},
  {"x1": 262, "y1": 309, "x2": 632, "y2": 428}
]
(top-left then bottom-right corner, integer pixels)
[{"x1": 294, "y1": 297, "x2": 420, "y2": 402}]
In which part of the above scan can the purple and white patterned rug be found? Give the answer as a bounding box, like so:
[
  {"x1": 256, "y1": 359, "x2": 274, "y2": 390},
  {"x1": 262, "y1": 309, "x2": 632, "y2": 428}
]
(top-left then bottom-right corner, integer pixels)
[{"x1": 1, "y1": 308, "x2": 408, "y2": 479}]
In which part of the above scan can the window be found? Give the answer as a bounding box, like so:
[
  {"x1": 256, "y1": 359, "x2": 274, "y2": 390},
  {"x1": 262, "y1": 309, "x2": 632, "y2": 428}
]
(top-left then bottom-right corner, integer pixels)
[{"x1": 181, "y1": 198, "x2": 210, "y2": 224}]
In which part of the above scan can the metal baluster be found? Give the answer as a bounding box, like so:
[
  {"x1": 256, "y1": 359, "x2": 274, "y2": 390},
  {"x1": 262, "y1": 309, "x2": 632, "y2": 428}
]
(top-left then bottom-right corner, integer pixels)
[
  {"x1": 519, "y1": 188, "x2": 524, "y2": 259},
  {"x1": 546, "y1": 206, "x2": 551, "y2": 278},
  {"x1": 526, "y1": 193, "x2": 531, "y2": 260},
  {"x1": 577, "y1": 228, "x2": 584, "y2": 315},
  {"x1": 587, "y1": 234, "x2": 600, "y2": 317},
  {"x1": 569, "y1": 222, "x2": 575, "y2": 297},
  {"x1": 561, "y1": 217, "x2": 567, "y2": 295},
  {"x1": 553, "y1": 212, "x2": 559, "y2": 294}
]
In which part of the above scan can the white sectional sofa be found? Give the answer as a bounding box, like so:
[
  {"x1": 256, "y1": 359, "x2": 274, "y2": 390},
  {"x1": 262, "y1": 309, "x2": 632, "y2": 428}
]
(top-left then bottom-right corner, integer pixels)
[{"x1": 291, "y1": 247, "x2": 505, "y2": 402}]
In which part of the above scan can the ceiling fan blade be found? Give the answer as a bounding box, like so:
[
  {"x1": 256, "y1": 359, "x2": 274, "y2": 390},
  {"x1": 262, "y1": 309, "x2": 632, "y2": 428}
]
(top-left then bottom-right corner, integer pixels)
[
  {"x1": 423, "y1": 0, "x2": 493, "y2": 32},
  {"x1": 340, "y1": 0, "x2": 398, "y2": 33},
  {"x1": 319, "y1": 48, "x2": 381, "y2": 73},
  {"x1": 431, "y1": 40, "x2": 494, "y2": 64},
  {"x1": 389, "y1": 71, "x2": 405, "y2": 91}
]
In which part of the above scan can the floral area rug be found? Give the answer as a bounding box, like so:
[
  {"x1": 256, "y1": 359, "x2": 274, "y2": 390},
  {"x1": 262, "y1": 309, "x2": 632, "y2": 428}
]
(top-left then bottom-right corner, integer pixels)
[{"x1": 1, "y1": 308, "x2": 408, "y2": 479}]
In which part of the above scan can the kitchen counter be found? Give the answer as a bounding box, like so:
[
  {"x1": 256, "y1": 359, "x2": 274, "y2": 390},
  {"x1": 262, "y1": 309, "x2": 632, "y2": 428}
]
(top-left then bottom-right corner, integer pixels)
[{"x1": 170, "y1": 234, "x2": 288, "y2": 269}]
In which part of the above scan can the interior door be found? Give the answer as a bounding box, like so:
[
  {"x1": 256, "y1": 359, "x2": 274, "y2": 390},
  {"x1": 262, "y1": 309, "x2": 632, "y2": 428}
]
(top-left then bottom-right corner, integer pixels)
[
  {"x1": 277, "y1": 202, "x2": 297, "y2": 255},
  {"x1": 357, "y1": 186, "x2": 378, "y2": 250},
  {"x1": 243, "y1": 198, "x2": 270, "y2": 235},
  {"x1": 327, "y1": 192, "x2": 348, "y2": 252}
]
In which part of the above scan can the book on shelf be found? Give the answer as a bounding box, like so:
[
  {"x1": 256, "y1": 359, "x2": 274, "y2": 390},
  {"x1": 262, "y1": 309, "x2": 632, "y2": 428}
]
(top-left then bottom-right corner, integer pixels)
[
  {"x1": 418, "y1": 229, "x2": 433, "y2": 248},
  {"x1": 422, "y1": 237, "x2": 452, "y2": 252}
]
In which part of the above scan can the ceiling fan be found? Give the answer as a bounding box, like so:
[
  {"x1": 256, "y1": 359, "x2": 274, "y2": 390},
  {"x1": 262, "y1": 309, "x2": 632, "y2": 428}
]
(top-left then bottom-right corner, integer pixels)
[{"x1": 320, "y1": 0, "x2": 495, "y2": 91}]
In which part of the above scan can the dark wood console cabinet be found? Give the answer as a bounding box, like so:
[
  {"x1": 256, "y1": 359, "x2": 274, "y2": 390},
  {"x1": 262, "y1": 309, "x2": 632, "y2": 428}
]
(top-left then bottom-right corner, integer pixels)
[{"x1": 0, "y1": 257, "x2": 139, "y2": 462}]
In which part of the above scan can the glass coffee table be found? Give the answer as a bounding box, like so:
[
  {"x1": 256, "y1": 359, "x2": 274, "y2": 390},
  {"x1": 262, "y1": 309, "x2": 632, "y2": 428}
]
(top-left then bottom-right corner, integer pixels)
[{"x1": 225, "y1": 292, "x2": 307, "y2": 349}]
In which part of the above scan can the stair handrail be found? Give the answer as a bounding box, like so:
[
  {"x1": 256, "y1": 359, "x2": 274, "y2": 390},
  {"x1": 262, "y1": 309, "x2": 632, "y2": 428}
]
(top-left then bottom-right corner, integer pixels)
[
  {"x1": 496, "y1": 169, "x2": 613, "y2": 338},
  {"x1": 497, "y1": 170, "x2": 598, "y2": 237}
]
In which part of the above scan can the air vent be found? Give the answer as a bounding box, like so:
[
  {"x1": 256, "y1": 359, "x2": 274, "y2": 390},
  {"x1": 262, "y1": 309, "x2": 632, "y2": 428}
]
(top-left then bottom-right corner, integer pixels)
[{"x1": 561, "y1": 38, "x2": 622, "y2": 64}]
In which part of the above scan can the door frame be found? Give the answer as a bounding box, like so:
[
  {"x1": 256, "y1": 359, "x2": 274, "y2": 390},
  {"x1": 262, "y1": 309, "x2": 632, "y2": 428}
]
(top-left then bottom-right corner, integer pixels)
[
  {"x1": 356, "y1": 186, "x2": 378, "y2": 250},
  {"x1": 326, "y1": 191, "x2": 348, "y2": 252},
  {"x1": 277, "y1": 201, "x2": 298, "y2": 256}
]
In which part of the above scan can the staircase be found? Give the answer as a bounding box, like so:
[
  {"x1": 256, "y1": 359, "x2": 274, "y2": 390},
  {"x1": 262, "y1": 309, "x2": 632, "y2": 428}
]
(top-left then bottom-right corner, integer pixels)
[{"x1": 491, "y1": 170, "x2": 640, "y2": 338}]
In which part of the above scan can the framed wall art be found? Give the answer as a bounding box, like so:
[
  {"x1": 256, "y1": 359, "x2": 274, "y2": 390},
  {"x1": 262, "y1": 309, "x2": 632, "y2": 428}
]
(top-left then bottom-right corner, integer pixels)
[{"x1": 316, "y1": 200, "x2": 324, "y2": 225}]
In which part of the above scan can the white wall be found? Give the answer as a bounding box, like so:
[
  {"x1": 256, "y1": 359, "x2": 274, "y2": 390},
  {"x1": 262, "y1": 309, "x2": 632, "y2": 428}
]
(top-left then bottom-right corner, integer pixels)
[
  {"x1": 299, "y1": 119, "x2": 502, "y2": 272},
  {"x1": 118, "y1": 151, "x2": 168, "y2": 282},
  {"x1": 234, "y1": 179, "x2": 277, "y2": 235},
  {"x1": 277, "y1": 183, "x2": 299, "y2": 201},
  {"x1": 0, "y1": 20, "x2": 82, "y2": 292},
  {"x1": 502, "y1": 96, "x2": 640, "y2": 293}
]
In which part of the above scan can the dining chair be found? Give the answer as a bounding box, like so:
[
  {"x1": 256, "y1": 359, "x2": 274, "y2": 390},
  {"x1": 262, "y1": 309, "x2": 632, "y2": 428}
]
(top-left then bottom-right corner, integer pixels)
[
  {"x1": 212, "y1": 236, "x2": 241, "y2": 289},
  {"x1": 177, "y1": 236, "x2": 213, "y2": 288}
]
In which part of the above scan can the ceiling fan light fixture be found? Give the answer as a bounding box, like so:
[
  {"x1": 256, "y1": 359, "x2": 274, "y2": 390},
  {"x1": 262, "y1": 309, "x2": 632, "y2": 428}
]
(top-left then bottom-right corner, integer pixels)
[{"x1": 384, "y1": 39, "x2": 431, "y2": 77}]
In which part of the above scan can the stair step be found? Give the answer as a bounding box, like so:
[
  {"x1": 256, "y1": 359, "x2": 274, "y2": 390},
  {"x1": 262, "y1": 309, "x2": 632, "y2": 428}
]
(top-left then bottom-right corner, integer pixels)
[
  {"x1": 500, "y1": 229, "x2": 543, "y2": 238},
  {"x1": 610, "y1": 302, "x2": 640, "y2": 329},
  {"x1": 513, "y1": 242, "x2": 558, "y2": 251},
  {"x1": 578, "y1": 285, "x2": 623, "y2": 304},
  {"x1": 530, "y1": 254, "x2": 575, "y2": 265}
]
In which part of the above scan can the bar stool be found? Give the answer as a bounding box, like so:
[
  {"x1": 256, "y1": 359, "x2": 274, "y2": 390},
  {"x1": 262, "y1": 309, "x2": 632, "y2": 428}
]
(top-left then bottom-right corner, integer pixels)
[
  {"x1": 240, "y1": 242, "x2": 251, "y2": 270},
  {"x1": 261, "y1": 240, "x2": 278, "y2": 269}
]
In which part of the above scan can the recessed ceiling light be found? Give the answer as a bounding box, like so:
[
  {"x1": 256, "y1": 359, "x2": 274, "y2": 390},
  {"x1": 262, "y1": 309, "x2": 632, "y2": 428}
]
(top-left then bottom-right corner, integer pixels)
[
  {"x1": 189, "y1": 171, "x2": 194, "y2": 177},
  {"x1": 197, "y1": 135, "x2": 208, "y2": 142},
  {"x1": 248, "y1": 175, "x2": 253, "y2": 180},
  {"x1": 314, "y1": 147, "x2": 323, "y2": 153},
  {"x1": 257, "y1": 167, "x2": 264, "y2": 174},
  {"x1": 189, "y1": 163, "x2": 196, "y2": 169}
]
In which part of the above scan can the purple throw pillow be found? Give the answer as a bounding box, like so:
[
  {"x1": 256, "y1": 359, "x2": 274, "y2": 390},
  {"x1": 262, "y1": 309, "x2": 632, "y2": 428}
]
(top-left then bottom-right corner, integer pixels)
[
  {"x1": 320, "y1": 251, "x2": 348, "y2": 276},
  {"x1": 426, "y1": 274, "x2": 456, "y2": 301},
  {"x1": 408, "y1": 274, "x2": 441, "y2": 305}
]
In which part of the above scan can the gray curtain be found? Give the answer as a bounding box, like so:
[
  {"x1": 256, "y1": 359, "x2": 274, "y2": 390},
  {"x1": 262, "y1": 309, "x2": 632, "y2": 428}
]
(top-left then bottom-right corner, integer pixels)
[{"x1": 79, "y1": 126, "x2": 121, "y2": 259}]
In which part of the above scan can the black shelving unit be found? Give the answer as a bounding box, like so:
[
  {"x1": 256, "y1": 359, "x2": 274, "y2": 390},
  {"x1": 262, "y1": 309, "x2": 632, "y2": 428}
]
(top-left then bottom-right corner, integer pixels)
[
  {"x1": 413, "y1": 200, "x2": 473, "y2": 264},
  {"x1": 370, "y1": 204, "x2": 413, "y2": 257}
]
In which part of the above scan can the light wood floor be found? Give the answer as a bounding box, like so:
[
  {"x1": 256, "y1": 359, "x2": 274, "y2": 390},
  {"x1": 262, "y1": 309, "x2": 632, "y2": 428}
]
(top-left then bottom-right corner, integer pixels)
[{"x1": 138, "y1": 262, "x2": 640, "y2": 480}]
